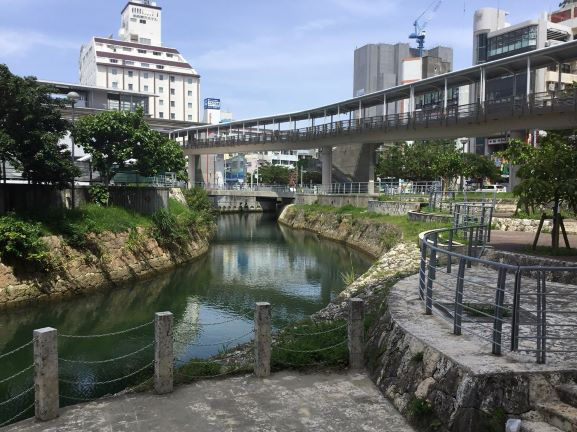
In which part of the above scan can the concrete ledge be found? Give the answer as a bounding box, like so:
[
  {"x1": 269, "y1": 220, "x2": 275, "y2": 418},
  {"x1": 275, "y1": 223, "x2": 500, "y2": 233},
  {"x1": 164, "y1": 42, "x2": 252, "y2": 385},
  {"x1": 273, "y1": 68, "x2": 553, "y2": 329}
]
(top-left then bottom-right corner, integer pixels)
[
  {"x1": 368, "y1": 200, "x2": 421, "y2": 216},
  {"x1": 408, "y1": 211, "x2": 453, "y2": 224},
  {"x1": 366, "y1": 273, "x2": 577, "y2": 431}
]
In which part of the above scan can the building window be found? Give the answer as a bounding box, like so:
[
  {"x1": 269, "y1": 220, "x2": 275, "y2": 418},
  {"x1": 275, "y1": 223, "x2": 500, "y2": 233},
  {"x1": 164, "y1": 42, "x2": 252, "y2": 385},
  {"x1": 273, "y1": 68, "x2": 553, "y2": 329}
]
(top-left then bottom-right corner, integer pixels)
[
  {"x1": 124, "y1": 60, "x2": 134, "y2": 66},
  {"x1": 140, "y1": 37, "x2": 151, "y2": 44},
  {"x1": 158, "y1": 87, "x2": 164, "y2": 93},
  {"x1": 111, "y1": 69, "x2": 118, "y2": 75},
  {"x1": 144, "y1": 85, "x2": 149, "y2": 92},
  {"x1": 170, "y1": 76, "x2": 175, "y2": 82},
  {"x1": 188, "y1": 90, "x2": 193, "y2": 96},
  {"x1": 159, "y1": 112, "x2": 164, "y2": 118},
  {"x1": 143, "y1": 72, "x2": 149, "y2": 78},
  {"x1": 122, "y1": 47, "x2": 132, "y2": 52},
  {"x1": 111, "y1": 82, "x2": 118, "y2": 89},
  {"x1": 128, "y1": 71, "x2": 134, "y2": 77},
  {"x1": 170, "y1": 101, "x2": 175, "y2": 107},
  {"x1": 153, "y1": 51, "x2": 161, "y2": 56},
  {"x1": 156, "y1": 65, "x2": 164, "y2": 69},
  {"x1": 159, "y1": 99, "x2": 164, "y2": 106},
  {"x1": 138, "y1": 49, "x2": 147, "y2": 54},
  {"x1": 166, "y1": 53, "x2": 173, "y2": 58},
  {"x1": 188, "y1": 102, "x2": 193, "y2": 108},
  {"x1": 110, "y1": 59, "x2": 119, "y2": 64},
  {"x1": 141, "y1": 63, "x2": 150, "y2": 68},
  {"x1": 487, "y1": 26, "x2": 538, "y2": 59},
  {"x1": 551, "y1": 9, "x2": 572, "y2": 23},
  {"x1": 128, "y1": 83, "x2": 133, "y2": 90},
  {"x1": 188, "y1": 115, "x2": 193, "y2": 120},
  {"x1": 477, "y1": 33, "x2": 487, "y2": 63},
  {"x1": 159, "y1": 75, "x2": 164, "y2": 80},
  {"x1": 187, "y1": 78, "x2": 193, "y2": 84},
  {"x1": 139, "y1": 19, "x2": 146, "y2": 24},
  {"x1": 170, "y1": 88, "x2": 175, "y2": 95},
  {"x1": 171, "y1": 113, "x2": 176, "y2": 119}
]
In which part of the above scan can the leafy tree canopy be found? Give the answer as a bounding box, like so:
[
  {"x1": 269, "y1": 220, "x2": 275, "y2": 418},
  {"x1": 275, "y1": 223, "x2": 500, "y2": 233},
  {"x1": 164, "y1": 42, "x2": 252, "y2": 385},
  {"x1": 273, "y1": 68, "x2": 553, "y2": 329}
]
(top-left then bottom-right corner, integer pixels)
[
  {"x1": 72, "y1": 108, "x2": 186, "y2": 185},
  {"x1": 0, "y1": 64, "x2": 79, "y2": 186}
]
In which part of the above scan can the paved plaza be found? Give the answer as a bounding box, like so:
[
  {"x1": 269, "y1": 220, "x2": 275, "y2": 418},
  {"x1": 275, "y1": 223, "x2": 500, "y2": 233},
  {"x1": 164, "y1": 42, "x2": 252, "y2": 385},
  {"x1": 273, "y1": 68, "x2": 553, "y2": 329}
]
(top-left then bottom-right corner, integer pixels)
[{"x1": 6, "y1": 372, "x2": 415, "y2": 432}]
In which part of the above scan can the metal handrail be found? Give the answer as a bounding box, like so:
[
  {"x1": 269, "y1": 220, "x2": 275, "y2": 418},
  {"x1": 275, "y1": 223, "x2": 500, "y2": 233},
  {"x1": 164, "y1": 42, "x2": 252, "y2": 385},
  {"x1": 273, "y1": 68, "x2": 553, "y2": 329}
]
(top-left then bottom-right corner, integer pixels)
[
  {"x1": 419, "y1": 202, "x2": 577, "y2": 364},
  {"x1": 183, "y1": 90, "x2": 576, "y2": 150}
]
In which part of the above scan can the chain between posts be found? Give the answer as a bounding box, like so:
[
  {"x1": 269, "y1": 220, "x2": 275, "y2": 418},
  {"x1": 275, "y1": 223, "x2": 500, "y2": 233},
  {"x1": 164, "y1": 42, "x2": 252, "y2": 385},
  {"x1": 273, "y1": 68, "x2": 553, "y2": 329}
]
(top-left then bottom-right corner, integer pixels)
[
  {"x1": 59, "y1": 361, "x2": 154, "y2": 386},
  {"x1": 0, "y1": 364, "x2": 34, "y2": 386},
  {"x1": 0, "y1": 340, "x2": 33, "y2": 360},
  {"x1": 59, "y1": 320, "x2": 154, "y2": 339},
  {"x1": 284, "y1": 322, "x2": 348, "y2": 336},
  {"x1": 273, "y1": 339, "x2": 347, "y2": 353},
  {"x1": 0, "y1": 386, "x2": 34, "y2": 407},
  {"x1": 174, "y1": 330, "x2": 254, "y2": 347},
  {"x1": 59, "y1": 342, "x2": 154, "y2": 365},
  {"x1": 0, "y1": 403, "x2": 35, "y2": 428}
]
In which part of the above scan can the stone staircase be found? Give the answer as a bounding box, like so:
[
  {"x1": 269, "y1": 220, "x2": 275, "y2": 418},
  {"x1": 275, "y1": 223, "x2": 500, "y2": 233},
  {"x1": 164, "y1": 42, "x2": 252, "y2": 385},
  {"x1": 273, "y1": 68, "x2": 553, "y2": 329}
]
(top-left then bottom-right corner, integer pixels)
[{"x1": 522, "y1": 384, "x2": 577, "y2": 432}]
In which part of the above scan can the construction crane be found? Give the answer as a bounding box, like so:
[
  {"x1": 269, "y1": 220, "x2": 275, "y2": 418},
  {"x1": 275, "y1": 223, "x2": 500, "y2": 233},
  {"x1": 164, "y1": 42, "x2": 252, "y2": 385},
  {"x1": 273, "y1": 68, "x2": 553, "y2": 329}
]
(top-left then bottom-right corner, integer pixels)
[{"x1": 409, "y1": 0, "x2": 443, "y2": 57}]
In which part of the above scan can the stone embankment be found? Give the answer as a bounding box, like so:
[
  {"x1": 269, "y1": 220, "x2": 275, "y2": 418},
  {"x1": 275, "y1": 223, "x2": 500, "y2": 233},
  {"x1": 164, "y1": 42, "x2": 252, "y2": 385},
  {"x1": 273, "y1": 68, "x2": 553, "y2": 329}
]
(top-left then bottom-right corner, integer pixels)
[
  {"x1": 278, "y1": 205, "x2": 402, "y2": 258},
  {"x1": 0, "y1": 228, "x2": 210, "y2": 308},
  {"x1": 494, "y1": 217, "x2": 577, "y2": 234}
]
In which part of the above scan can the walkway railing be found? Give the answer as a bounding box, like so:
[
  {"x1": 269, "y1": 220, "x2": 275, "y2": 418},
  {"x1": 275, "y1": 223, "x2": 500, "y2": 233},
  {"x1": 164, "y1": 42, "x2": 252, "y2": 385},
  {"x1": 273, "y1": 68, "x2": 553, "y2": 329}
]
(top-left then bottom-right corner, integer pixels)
[
  {"x1": 419, "y1": 202, "x2": 577, "y2": 364},
  {"x1": 0, "y1": 299, "x2": 364, "y2": 427},
  {"x1": 183, "y1": 91, "x2": 577, "y2": 150}
]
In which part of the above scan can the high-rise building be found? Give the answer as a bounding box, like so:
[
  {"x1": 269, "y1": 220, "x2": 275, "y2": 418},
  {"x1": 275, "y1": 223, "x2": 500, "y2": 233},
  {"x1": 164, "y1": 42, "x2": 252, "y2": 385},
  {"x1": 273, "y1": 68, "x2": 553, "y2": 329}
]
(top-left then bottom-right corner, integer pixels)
[
  {"x1": 79, "y1": 0, "x2": 200, "y2": 122},
  {"x1": 335, "y1": 43, "x2": 455, "y2": 183},
  {"x1": 471, "y1": 6, "x2": 577, "y2": 156}
]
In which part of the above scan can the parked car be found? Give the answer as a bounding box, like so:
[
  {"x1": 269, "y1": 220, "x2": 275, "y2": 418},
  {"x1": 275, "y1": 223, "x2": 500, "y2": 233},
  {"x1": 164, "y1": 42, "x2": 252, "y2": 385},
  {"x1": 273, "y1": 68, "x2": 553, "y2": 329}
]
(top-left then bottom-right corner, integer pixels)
[{"x1": 475, "y1": 184, "x2": 507, "y2": 193}]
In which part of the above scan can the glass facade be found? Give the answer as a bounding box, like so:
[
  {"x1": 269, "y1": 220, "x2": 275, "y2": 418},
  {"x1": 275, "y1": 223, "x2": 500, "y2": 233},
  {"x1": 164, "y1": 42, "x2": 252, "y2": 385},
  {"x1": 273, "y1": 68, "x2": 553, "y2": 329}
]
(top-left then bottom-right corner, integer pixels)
[
  {"x1": 477, "y1": 33, "x2": 488, "y2": 63},
  {"x1": 107, "y1": 94, "x2": 149, "y2": 114},
  {"x1": 487, "y1": 26, "x2": 538, "y2": 60},
  {"x1": 415, "y1": 88, "x2": 459, "y2": 110}
]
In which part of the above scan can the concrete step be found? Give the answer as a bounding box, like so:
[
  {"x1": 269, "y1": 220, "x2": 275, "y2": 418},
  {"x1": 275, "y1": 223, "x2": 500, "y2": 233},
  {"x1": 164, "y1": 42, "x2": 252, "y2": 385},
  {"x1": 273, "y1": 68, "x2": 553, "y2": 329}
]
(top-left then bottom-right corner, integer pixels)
[
  {"x1": 521, "y1": 420, "x2": 564, "y2": 432},
  {"x1": 536, "y1": 402, "x2": 577, "y2": 432},
  {"x1": 557, "y1": 384, "x2": 577, "y2": 408}
]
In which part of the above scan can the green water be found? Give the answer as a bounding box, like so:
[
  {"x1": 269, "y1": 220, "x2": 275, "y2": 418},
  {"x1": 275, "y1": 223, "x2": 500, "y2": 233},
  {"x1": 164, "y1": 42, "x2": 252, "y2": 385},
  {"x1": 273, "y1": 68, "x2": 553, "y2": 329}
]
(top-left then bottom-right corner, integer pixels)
[{"x1": 0, "y1": 213, "x2": 372, "y2": 423}]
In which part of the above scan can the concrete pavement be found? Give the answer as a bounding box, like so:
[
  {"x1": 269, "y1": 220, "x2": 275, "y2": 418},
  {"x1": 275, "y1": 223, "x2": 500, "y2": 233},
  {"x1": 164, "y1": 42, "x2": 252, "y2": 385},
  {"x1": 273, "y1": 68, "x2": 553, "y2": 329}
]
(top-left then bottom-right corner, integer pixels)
[{"x1": 6, "y1": 371, "x2": 415, "y2": 432}]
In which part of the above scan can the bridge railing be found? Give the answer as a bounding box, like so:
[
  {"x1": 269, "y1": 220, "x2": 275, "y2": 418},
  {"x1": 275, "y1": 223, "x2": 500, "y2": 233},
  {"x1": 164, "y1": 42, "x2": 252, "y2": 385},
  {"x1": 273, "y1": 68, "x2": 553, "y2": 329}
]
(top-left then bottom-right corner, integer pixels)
[
  {"x1": 183, "y1": 90, "x2": 577, "y2": 150},
  {"x1": 419, "y1": 202, "x2": 577, "y2": 364}
]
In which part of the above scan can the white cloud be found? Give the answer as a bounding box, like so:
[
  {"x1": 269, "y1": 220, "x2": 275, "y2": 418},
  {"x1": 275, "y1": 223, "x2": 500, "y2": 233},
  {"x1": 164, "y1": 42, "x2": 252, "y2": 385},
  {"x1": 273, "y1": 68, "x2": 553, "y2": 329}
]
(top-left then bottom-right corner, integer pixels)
[{"x1": 0, "y1": 28, "x2": 79, "y2": 57}]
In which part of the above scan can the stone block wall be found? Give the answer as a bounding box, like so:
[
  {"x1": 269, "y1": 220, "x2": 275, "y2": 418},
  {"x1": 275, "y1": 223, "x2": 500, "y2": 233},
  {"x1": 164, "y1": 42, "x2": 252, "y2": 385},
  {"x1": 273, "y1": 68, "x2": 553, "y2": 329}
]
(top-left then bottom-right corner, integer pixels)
[
  {"x1": 493, "y1": 217, "x2": 577, "y2": 234},
  {"x1": 367, "y1": 200, "x2": 421, "y2": 216}
]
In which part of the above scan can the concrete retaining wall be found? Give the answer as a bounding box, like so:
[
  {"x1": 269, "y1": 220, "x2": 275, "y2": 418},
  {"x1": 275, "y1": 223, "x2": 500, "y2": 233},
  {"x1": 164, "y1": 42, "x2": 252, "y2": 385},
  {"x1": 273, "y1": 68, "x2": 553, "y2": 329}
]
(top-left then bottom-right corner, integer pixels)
[
  {"x1": 295, "y1": 194, "x2": 373, "y2": 208},
  {"x1": 211, "y1": 195, "x2": 278, "y2": 213},
  {"x1": 367, "y1": 200, "x2": 421, "y2": 216},
  {"x1": 494, "y1": 217, "x2": 577, "y2": 234},
  {"x1": 0, "y1": 184, "x2": 168, "y2": 216},
  {"x1": 408, "y1": 211, "x2": 453, "y2": 224}
]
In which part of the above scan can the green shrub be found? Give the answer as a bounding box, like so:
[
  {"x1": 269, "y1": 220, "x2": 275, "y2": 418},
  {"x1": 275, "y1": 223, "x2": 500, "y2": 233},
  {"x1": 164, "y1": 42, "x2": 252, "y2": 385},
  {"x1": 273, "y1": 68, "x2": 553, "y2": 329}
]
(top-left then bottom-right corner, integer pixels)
[
  {"x1": 0, "y1": 215, "x2": 52, "y2": 271},
  {"x1": 151, "y1": 208, "x2": 190, "y2": 250},
  {"x1": 88, "y1": 184, "x2": 110, "y2": 206},
  {"x1": 183, "y1": 187, "x2": 213, "y2": 213}
]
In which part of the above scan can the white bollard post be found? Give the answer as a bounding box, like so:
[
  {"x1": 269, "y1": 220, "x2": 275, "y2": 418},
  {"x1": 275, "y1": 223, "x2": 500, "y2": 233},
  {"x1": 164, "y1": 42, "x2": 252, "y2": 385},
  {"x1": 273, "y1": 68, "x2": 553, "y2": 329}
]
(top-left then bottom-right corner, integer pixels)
[
  {"x1": 34, "y1": 327, "x2": 59, "y2": 421},
  {"x1": 254, "y1": 302, "x2": 272, "y2": 378},
  {"x1": 154, "y1": 312, "x2": 173, "y2": 394},
  {"x1": 348, "y1": 298, "x2": 365, "y2": 370}
]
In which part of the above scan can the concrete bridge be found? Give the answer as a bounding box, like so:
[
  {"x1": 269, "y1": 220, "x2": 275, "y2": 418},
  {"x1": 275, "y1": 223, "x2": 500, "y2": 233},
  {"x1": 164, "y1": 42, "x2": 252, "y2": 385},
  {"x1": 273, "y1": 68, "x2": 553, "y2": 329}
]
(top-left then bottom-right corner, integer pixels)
[{"x1": 171, "y1": 41, "x2": 577, "y2": 189}]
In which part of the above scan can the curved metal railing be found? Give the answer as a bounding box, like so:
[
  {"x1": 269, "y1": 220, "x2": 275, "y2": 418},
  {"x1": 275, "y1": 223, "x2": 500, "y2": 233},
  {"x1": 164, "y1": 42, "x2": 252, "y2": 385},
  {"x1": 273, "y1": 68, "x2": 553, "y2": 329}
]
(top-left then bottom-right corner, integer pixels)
[{"x1": 419, "y1": 202, "x2": 577, "y2": 364}]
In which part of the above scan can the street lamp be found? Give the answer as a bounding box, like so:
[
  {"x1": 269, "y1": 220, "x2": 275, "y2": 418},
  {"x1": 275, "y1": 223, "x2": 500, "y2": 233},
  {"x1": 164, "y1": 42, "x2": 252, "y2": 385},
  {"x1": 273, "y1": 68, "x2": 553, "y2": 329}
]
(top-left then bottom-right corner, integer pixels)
[{"x1": 67, "y1": 91, "x2": 80, "y2": 208}]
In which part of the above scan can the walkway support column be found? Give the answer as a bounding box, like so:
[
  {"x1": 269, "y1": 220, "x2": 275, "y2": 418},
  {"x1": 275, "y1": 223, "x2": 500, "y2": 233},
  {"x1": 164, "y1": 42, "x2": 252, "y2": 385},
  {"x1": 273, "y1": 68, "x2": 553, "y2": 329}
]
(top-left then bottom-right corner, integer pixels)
[
  {"x1": 366, "y1": 143, "x2": 377, "y2": 195},
  {"x1": 320, "y1": 146, "x2": 333, "y2": 193},
  {"x1": 34, "y1": 327, "x2": 59, "y2": 421},
  {"x1": 187, "y1": 155, "x2": 199, "y2": 188}
]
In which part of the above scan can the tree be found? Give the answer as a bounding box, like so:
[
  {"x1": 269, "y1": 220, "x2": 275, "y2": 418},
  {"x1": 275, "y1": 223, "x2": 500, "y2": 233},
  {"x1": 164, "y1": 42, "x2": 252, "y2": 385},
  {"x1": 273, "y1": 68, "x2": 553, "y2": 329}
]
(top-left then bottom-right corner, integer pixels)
[
  {"x1": 0, "y1": 64, "x2": 79, "y2": 186},
  {"x1": 73, "y1": 108, "x2": 187, "y2": 186},
  {"x1": 502, "y1": 133, "x2": 577, "y2": 253},
  {"x1": 430, "y1": 140, "x2": 464, "y2": 190},
  {"x1": 376, "y1": 144, "x2": 405, "y2": 180},
  {"x1": 462, "y1": 153, "x2": 500, "y2": 190},
  {"x1": 253, "y1": 164, "x2": 294, "y2": 184}
]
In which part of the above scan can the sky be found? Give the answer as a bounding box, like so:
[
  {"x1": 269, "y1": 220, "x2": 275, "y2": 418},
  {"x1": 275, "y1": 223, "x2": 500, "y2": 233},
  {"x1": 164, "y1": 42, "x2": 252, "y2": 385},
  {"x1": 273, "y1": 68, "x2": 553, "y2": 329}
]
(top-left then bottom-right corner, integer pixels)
[{"x1": 0, "y1": 0, "x2": 564, "y2": 120}]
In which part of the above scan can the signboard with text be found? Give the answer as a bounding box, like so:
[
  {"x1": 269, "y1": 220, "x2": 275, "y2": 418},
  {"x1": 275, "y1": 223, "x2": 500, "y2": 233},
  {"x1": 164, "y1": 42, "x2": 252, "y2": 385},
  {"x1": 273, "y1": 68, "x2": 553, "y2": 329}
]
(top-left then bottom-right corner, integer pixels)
[{"x1": 204, "y1": 98, "x2": 221, "y2": 110}]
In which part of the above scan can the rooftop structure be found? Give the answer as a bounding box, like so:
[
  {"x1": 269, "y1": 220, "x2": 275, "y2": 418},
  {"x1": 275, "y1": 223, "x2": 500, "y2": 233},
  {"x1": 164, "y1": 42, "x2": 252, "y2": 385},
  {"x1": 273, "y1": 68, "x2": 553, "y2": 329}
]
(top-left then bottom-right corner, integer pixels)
[{"x1": 79, "y1": 1, "x2": 200, "y2": 123}]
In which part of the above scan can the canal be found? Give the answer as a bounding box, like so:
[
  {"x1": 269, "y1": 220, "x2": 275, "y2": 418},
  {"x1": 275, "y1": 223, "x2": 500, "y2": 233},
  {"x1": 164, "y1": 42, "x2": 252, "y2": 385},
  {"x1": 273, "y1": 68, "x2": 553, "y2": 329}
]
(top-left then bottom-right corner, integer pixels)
[{"x1": 0, "y1": 213, "x2": 372, "y2": 424}]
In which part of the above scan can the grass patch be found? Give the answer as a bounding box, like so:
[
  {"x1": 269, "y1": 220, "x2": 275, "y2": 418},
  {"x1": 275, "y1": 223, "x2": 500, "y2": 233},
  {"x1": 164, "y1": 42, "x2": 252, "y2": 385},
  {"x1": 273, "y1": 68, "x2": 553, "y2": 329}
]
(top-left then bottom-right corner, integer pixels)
[
  {"x1": 407, "y1": 397, "x2": 442, "y2": 430},
  {"x1": 411, "y1": 351, "x2": 424, "y2": 362},
  {"x1": 295, "y1": 204, "x2": 451, "y2": 243},
  {"x1": 271, "y1": 320, "x2": 349, "y2": 370}
]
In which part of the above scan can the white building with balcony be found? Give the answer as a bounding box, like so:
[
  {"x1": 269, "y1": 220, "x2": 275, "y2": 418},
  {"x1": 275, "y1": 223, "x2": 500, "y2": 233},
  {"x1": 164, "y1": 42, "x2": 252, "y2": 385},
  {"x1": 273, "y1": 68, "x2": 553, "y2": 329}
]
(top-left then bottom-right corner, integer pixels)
[{"x1": 79, "y1": 0, "x2": 200, "y2": 122}]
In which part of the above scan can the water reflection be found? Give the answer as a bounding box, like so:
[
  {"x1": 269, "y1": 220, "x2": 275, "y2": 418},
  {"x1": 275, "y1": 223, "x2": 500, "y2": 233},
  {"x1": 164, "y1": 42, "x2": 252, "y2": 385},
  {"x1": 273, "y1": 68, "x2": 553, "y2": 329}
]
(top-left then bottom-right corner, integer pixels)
[{"x1": 0, "y1": 213, "x2": 371, "y2": 409}]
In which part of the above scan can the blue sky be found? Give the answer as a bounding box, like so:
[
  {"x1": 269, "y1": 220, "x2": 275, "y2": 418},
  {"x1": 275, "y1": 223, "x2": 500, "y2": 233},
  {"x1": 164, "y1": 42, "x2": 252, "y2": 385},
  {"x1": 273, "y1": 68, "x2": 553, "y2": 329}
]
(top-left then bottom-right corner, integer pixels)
[{"x1": 0, "y1": 0, "x2": 562, "y2": 119}]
